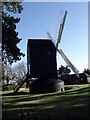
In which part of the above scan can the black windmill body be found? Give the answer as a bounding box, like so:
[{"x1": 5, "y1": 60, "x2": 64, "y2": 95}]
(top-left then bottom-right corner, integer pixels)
[
  {"x1": 27, "y1": 39, "x2": 57, "y2": 78},
  {"x1": 27, "y1": 39, "x2": 63, "y2": 94}
]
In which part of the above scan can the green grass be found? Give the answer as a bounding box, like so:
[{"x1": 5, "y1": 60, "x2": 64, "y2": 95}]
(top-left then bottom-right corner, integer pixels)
[{"x1": 2, "y1": 84, "x2": 90, "y2": 120}]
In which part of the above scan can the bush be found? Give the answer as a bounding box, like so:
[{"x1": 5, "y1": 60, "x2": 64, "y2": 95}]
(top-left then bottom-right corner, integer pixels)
[{"x1": 2, "y1": 85, "x2": 16, "y2": 91}]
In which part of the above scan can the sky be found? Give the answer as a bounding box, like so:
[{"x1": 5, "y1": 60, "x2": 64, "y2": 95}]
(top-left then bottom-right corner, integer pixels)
[{"x1": 12, "y1": 2, "x2": 88, "y2": 73}]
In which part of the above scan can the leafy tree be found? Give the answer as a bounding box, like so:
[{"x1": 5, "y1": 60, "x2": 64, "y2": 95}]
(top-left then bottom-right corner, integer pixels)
[
  {"x1": 2, "y1": 1, "x2": 25, "y2": 65},
  {"x1": 58, "y1": 65, "x2": 71, "y2": 76}
]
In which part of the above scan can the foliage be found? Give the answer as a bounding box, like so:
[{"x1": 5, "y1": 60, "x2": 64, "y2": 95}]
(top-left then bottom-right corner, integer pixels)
[
  {"x1": 2, "y1": 84, "x2": 16, "y2": 91},
  {"x1": 58, "y1": 65, "x2": 71, "y2": 76},
  {"x1": 84, "y1": 68, "x2": 90, "y2": 75},
  {"x1": 2, "y1": 1, "x2": 25, "y2": 65}
]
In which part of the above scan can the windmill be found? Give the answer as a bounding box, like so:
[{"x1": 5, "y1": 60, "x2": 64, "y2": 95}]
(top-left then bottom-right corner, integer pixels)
[
  {"x1": 14, "y1": 10, "x2": 79, "y2": 94},
  {"x1": 47, "y1": 10, "x2": 79, "y2": 78}
]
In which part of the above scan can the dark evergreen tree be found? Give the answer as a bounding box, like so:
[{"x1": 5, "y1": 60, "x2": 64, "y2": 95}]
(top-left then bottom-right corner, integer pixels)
[
  {"x1": 59, "y1": 65, "x2": 71, "y2": 76},
  {"x1": 84, "y1": 68, "x2": 90, "y2": 75},
  {"x1": 2, "y1": 2, "x2": 25, "y2": 65}
]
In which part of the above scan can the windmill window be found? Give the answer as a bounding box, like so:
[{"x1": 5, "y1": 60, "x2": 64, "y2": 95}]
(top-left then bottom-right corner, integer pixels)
[{"x1": 48, "y1": 51, "x2": 51, "y2": 55}]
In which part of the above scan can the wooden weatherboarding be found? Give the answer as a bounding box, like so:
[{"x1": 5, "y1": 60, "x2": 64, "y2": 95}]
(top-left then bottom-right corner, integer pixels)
[{"x1": 14, "y1": 10, "x2": 80, "y2": 94}]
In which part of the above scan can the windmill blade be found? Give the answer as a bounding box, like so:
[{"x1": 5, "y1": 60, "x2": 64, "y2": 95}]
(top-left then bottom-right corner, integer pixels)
[
  {"x1": 46, "y1": 31, "x2": 56, "y2": 45},
  {"x1": 57, "y1": 49, "x2": 79, "y2": 78},
  {"x1": 56, "y1": 11, "x2": 67, "y2": 49}
]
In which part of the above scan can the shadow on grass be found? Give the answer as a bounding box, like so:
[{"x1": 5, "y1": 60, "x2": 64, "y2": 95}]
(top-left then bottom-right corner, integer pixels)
[
  {"x1": 2, "y1": 85, "x2": 90, "y2": 120},
  {"x1": 2, "y1": 86, "x2": 90, "y2": 105},
  {"x1": 2, "y1": 91, "x2": 29, "y2": 96},
  {"x1": 3, "y1": 89, "x2": 89, "y2": 112},
  {"x1": 3, "y1": 85, "x2": 90, "y2": 96},
  {"x1": 2, "y1": 104, "x2": 90, "y2": 120}
]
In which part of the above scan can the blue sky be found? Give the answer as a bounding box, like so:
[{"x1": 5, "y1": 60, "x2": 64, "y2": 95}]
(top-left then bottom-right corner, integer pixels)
[{"x1": 12, "y1": 2, "x2": 88, "y2": 73}]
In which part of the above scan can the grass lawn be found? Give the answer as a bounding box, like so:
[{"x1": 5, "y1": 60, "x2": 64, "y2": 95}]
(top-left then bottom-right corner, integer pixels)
[{"x1": 2, "y1": 84, "x2": 90, "y2": 120}]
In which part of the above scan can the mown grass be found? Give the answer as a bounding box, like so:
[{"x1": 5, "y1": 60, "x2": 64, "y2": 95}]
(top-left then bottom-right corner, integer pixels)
[{"x1": 2, "y1": 84, "x2": 90, "y2": 120}]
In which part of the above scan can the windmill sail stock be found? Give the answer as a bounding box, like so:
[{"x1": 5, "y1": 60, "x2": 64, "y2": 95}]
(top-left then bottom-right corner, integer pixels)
[
  {"x1": 47, "y1": 10, "x2": 79, "y2": 78},
  {"x1": 57, "y1": 49, "x2": 79, "y2": 78},
  {"x1": 56, "y1": 10, "x2": 67, "y2": 49},
  {"x1": 56, "y1": 10, "x2": 79, "y2": 78}
]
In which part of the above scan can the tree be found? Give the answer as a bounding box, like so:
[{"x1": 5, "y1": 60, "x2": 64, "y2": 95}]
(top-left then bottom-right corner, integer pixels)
[
  {"x1": 2, "y1": 63, "x2": 13, "y2": 85},
  {"x1": 84, "y1": 68, "x2": 90, "y2": 75},
  {"x1": 12, "y1": 61, "x2": 27, "y2": 81},
  {"x1": 2, "y1": 61, "x2": 27, "y2": 88},
  {"x1": 2, "y1": 1, "x2": 25, "y2": 65},
  {"x1": 2, "y1": 63, "x2": 6, "y2": 86},
  {"x1": 58, "y1": 65, "x2": 71, "y2": 76}
]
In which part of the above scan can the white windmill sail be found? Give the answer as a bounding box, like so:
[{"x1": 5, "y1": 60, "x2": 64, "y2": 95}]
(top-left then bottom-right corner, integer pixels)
[
  {"x1": 55, "y1": 10, "x2": 79, "y2": 78},
  {"x1": 57, "y1": 49, "x2": 79, "y2": 78},
  {"x1": 46, "y1": 10, "x2": 79, "y2": 77},
  {"x1": 56, "y1": 11, "x2": 67, "y2": 49}
]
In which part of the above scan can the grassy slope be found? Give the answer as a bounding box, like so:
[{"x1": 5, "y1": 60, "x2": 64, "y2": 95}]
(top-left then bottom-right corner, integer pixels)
[{"x1": 2, "y1": 84, "x2": 90, "y2": 119}]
